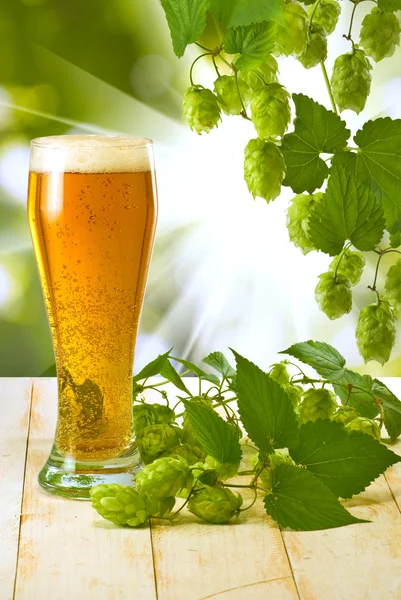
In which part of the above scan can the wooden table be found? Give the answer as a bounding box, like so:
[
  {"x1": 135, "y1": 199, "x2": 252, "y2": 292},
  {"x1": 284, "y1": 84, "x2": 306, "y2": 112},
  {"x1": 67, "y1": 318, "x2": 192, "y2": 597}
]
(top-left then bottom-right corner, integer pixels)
[{"x1": 2, "y1": 377, "x2": 401, "y2": 600}]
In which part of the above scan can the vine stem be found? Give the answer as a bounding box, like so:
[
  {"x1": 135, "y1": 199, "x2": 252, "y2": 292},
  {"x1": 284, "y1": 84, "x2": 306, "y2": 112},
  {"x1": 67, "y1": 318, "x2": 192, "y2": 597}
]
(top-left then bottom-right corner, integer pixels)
[
  {"x1": 235, "y1": 69, "x2": 251, "y2": 120},
  {"x1": 309, "y1": 0, "x2": 322, "y2": 28},
  {"x1": 333, "y1": 242, "x2": 352, "y2": 280},
  {"x1": 346, "y1": 1, "x2": 359, "y2": 42},
  {"x1": 320, "y1": 61, "x2": 338, "y2": 115},
  {"x1": 189, "y1": 52, "x2": 213, "y2": 86}
]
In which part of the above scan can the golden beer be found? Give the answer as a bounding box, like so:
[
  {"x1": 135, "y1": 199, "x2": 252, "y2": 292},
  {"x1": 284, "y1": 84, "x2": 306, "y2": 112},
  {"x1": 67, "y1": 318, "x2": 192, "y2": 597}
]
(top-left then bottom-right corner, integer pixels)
[{"x1": 28, "y1": 136, "x2": 157, "y2": 497}]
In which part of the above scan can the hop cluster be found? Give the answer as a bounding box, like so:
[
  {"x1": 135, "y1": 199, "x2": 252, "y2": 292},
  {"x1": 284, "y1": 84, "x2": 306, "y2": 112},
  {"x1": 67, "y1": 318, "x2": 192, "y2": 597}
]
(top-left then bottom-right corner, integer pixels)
[
  {"x1": 183, "y1": 86, "x2": 221, "y2": 134},
  {"x1": 244, "y1": 138, "x2": 286, "y2": 202},
  {"x1": 331, "y1": 49, "x2": 372, "y2": 114},
  {"x1": 286, "y1": 192, "x2": 323, "y2": 255},
  {"x1": 166, "y1": 443, "x2": 205, "y2": 465},
  {"x1": 315, "y1": 272, "x2": 352, "y2": 320},
  {"x1": 329, "y1": 251, "x2": 366, "y2": 286},
  {"x1": 214, "y1": 75, "x2": 249, "y2": 116},
  {"x1": 269, "y1": 362, "x2": 290, "y2": 387},
  {"x1": 136, "y1": 456, "x2": 191, "y2": 498},
  {"x1": 250, "y1": 83, "x2": 291, "y2": 138},
  {"x1": 188, "y1": 485, "x2": 243, "y2": 524},
  {"x1": 90, "y1": 484, "x2": 150, "y2": 527},
  {"x1": 137, "y1": 424, "x2": 181, "y2": 463},
  {"x1": 345, "y1": 417, "x2": 381, "y2": 441},
  {"x1": 240, "y1": 56, "x2": 279, "y2": 91},
  {"x1": 133, "y1": 403, "x2": 175, "y2": 435},
  {"x1": 356, "y1": 301, "x2": 397, "y2": 365},
  {"x1": 298, "y1": 26, "x2": 328, "y2": 69},
  {"x1": 331, "y1": 406, "x2": 360, "y2": 425},
  {"x1": 384, "y1": 259, "x2": 401, "y2": 312},
  {"x1": 300, "y1": 388, "x2": 337, "y2": 423},
  {"x1": 309, "y1": 0, "x2": 341, "y2": 35},
  {"x1": 360, "y1": 8, "x2": 400, "y2": 63},
  {"x1": 275, "y1": 3, "x2": 309, "y2": 57},
  {"x1": 204, "y1": 456, "x2": 239, "y2": 481}
]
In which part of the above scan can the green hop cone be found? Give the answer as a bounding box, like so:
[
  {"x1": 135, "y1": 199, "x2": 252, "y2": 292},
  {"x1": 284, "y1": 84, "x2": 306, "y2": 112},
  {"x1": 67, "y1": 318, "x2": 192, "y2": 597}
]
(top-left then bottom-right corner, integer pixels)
[
  {"x1": 166, "y1": 443, "x2": 206, "y2": 464},
  {"x1": 309, "y1": 0, "x2": 341, "y2": 35},
  {"x1": 331, "y1": 406, "x2": 360, "y2": 425},
  {"x1": 133, "y1": 403, "x2": 156, "y2": 434},
  {"x1": 244, "y1": 138, "x2": 286, "y2": 202},
  {"x1": 136, "y1": 456, "x2": 191, "y2": 498},
  {"x1": 90, "y1": 484, "x2": 150, "y2": 527},
  {"x1": 356, "y1": 301, "x2": 397, "y2": 365},
  {"x1": 315, "y1": 272, "x2": 352, "y2": 320},
  {"x1": 299, "y1": 388, "x2": 338, "y2": 423},
  {"x1": 148, "y1": 496, "x2": 176, "y2": 517},
  {"x1": 204, "y1": 456, "x2": 239, "y2": 480},
  {"x1": 239, "y1": 56, "x2": 279, "y2": 91},
  {"x1": 152, "y1": 404, "x2": 176, "y2": 425},
  {"x1": 345, "y1": 417, "x2": 381, "y2": 441},
  {"x1": 298, "y1": 26, "x2": 328, "y2": 69},
  {"x1": 284, "y1": 384, "x2": 303, "y2": 408},
  {"x1": 329, "y1": 251, "x2": 366, "y2": 286},
  {"x1": 137, "y1": 424, "x2": 181, "y2": 463},
  {"x1": 188, "y1": 485, "x2": 243, "y2": 524},
  {"x1": 275, "y1": 3, "x2": 309, "y2": 56},
  {"x1": 360, "y1": 8, "x2": 400, "y2": 63},
  {"x1": 286, "y1": 192, "x2": 323, "y2": 255},
  {"x1": 214, "y1": 75, "x2": 250, "y2": 116},
  {"x1": 384, "y1": 259, "x2": 401, "y2": 312},
  {"x1": 250, "y1": 83, "x2": 291, "y2": 139},
  {"x1": 331, "y1": 49, "x2": 372, "y2": 114},
  {"x1": 183, "y1": 86, "x2": 221, "y2": 134},
  {"x1": 269, "y1": 362, "x2": 290, "y2": 386}
]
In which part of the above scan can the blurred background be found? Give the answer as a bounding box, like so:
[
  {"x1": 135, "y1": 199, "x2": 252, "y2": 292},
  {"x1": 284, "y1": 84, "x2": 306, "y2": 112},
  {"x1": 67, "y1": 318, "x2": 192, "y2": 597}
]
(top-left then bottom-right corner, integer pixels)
[{"x1": 0, "y1": 0, "x2": 400, "y2": 377}]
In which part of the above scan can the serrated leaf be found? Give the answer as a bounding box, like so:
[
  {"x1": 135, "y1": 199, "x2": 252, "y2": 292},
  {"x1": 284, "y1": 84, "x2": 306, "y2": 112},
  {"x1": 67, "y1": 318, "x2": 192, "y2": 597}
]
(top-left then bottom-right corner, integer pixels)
[
  {"x1": 223, "y1": 22, "x2": 276, "y2": 71},
  {"x1": 160, "y1": 0, "x2": 210, "y2": 57},
  {"x1": 281, "y1": 94, "x2": 350, "y2": 194},
  {"x1": 210, "y1": 0, "x2": 283, "y2": 30},
  {"x1": 291, "y1": 420, "x2": 400, "y2": 498},
  {"x1": 202, "y1": 351, "x2": 236, "y2": 378},
  {"x1": 133, "y1": 350, "x2": 172, "y2": 383},
  {"x1": 40, "y1": 363, "x2": 56, "y2": 377},
  {"x1": 264, "y1": 463, "x2": 368, "y2": 531},
  {"x1": 171, "y1": 357, "x2": 220, "y2": 385},
  {"x1": 334, "y1": 377, "x2": 379, "y2": 420},
  {"x1": 232, "y1": 350, "x2": 299, "y2": 454},
  {"x1": 183, "y1": 401, "x2": 242, "y2": 464},
  {"x1": 372, "y1": 379, "x2": 401, "y2": 441},
  {"x1": 160, "y1": 360, "x2": 191, "y2": 395},
  {"x1": 378, "y1": 0, "x2": 401, "y2": 11},
  {"x1": 308, "y1": 161, "x2": 385, "y2": 256}
]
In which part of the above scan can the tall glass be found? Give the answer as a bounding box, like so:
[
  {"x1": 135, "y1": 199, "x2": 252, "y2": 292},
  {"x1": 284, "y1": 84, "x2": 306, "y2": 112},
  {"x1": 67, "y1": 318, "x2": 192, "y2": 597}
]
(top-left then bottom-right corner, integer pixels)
[{"x1": 28, "y1": 135, "x2": 158, "y2": 499}]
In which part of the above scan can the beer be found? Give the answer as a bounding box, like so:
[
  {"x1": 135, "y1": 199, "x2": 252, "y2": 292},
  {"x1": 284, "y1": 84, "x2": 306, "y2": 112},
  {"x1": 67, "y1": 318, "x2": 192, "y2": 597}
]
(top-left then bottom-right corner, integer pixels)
[{"x1": 28, "y1": 136, "x2": 157, "y2": 468}]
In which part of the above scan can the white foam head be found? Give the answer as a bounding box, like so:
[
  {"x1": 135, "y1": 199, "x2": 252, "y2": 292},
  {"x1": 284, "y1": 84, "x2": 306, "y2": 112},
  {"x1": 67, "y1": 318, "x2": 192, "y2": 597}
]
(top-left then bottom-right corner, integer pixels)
[{"x1": 30, "y1": 135, "x2": 153, "y2": 173}]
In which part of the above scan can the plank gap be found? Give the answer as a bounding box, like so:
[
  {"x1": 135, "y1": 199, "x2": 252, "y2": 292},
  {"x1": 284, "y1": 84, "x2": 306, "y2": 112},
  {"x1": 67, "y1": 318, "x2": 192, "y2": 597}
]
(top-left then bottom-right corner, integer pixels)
[{"x1": 280, "y1": 530, "x2": 302, "y2": 600}]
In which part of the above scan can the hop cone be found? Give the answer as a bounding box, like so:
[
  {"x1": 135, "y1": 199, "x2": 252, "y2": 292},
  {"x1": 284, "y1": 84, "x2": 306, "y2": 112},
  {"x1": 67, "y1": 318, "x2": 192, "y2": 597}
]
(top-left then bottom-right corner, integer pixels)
[
  {"x1": 244, "y1": 138, "x2": 286, "y2": 202},
  {"x1": 298, "y1": 26, "x2": 328, "y2": 68},
  {"x1": 250, "y1": 83, "x2": 291, "y2": 139},
  {"x1": 300, "y1": 388, "x2": 337, "y2": 423},
  {"x1": 269, "y1": 362, "x2": 290, "y2": 386},
  {"x1": 331, "y1": 49, "x2": 372, "y2": 114},
  {"x1": 148, "y1": 496, "x2": 176, "y2": 517},
  {"x1": 309, "y1": 0, "x2": 341, "y2": 35},
  {"x1": 167, "y1": 443, "x2": 206, "y2": 465},
  {"x1": 240, "y1": 56, "x2": 279, "y2": 91},
  {"x1": 204, "y1": 456, "x2": 239, "y2": 480},
  {"x1": 315, "y1": 272, "x2": 352, "y2": 320},
  {"x1": 346, "y1": 417, "x2": 381, "y2": 441},
  {"x1": 214, "y1": 75, "x2": 250, "y2": 116},
  {"x1": 137, "y1": 424, "x2": 181, "y2": 463},
  {"x1": 360, "y1": 8, "x2": 400, "y2": 63},
  {"x1": 284, "y1": 384, "x2": 303, "y2": 408},
  {"x1": 188, "y1": 485, "x2": 243, "y2": 524},
  {"x1": 287, "y1": 192, "x2": 323, "y2": 255},
  {"x1": 133, "y1": 404, "x2": 156, "y2": 434},
  {"x1": 183, "y1": 86, "x2": 221, "y2": 134},
  {"x1": 90, "y1": 484, "x2": 150, "y2": 527},
  {"x1": 136, "y1": 456, "x2": 191, "y2": 498},
  {"x1": 331, "y1": 406, "x2": 360, "y2": 425},
  {"x1": 275, "y1": 3, "x2": 309, "y2": 56},
  {"x1": 329, "y1": 251, "x2": 366, "y2": 286},
  {"x1": 384, "y1": 259, "x2": 401, "y2": 312},
  {"x1": 152, "y1": 404, "x2": 176, "y2": 425},
  {"x1": 356, "y1": 301, "x2": 396, "y2": 365}
]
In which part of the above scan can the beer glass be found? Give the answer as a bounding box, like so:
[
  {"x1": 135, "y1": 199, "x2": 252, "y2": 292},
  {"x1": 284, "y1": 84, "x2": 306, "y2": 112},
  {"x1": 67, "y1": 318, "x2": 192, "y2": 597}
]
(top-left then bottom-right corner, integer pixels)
[{"x1": 28, "y1": 135, "x2": 158, "y2": 499}]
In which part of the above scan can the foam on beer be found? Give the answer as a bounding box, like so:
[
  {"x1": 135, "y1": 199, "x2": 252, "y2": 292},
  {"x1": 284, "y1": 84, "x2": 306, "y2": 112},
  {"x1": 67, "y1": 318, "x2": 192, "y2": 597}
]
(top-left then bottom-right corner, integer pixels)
[{"x1": 30, "y1": 135, "x2": 152, "y2": 173}]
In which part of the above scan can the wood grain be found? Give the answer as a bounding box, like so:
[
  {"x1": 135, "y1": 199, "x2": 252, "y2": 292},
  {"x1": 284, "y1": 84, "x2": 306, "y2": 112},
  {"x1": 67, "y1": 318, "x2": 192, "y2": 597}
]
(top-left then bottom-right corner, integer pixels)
[{"x1": 0, "y1": 378, "x2": 32, "y2": 600}]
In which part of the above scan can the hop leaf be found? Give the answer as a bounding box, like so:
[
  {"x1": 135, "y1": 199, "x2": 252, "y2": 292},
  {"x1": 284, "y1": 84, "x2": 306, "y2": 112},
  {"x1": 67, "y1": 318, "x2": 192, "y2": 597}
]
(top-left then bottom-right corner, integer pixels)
[
  {"x1": 315, "y1": 272, "x2": 353, "y2": 320},
  {"x1": 166, "y1": 443, "x2": 206, "y2": 464},
  {"x1": 275, "y1": 3, "x2": 309, "y2": 56},
  {"x1": 286, "y1": 192, "x2": 323, "y2": 255},
  {"x1": 137, "y1": 424, "x2": 181, "y2": 463},
  {"x1": 244, "y1": 138, "x2": 286, "y2": 202},
  {"x1": 188, "y1": 485, "x2": 243, "y2": 523},
  {"x1": 329, "y1": 251, "x2": 366, "y2": 286},
  {"x1": 90, "y1": 484, "x2": 150, "y2": 527},
  {"x1": 360, "y1": 8, "x2": 400, "y2": 63},
  {"x1": 309, "y1": 0, "x2": 341, "y2": 35},
  {"x1": 204, "y1": 456, "x2": 239, "y2": 480},
  {"x1": 299, "y1": 388, "x2": 338, "y2": 423},
  {"x1": 136, "y1": 456, "x2": 191, "y2": 498},
  {"x1": 214, "y1": 75, "x2": 250, "y2": 116},
  {"x1": 183, "y1": 86, "x2": 221, "y2": 134},
  {"x1": 298, "y1": 26, "x2": 328, "y2": 69},
  {"x1": 269, "y1": 362, "x2": 290, "y2": 386},
  {"x1": 182, "y1": 395, "x2": 213, "y2": 447},
  {"x1": 259, "y1": 451, "x2": 296, "y2": 492},
  {"x1": 331, "y1": 406, "x2": 360, "y2": 425},
  {"x1": 356, "y1": 301, "x2": 397, "y2": 365},
  {"x1": 239, "y1": 56, "x2": 279, "y2": 91},
  {"x1": 384, "y1": 259, "x2": 401, "y2": 312},
  {"x1": 345, "y1": 417, "x2": 381, "y2": 441},
  {"x1": 250, "y1": 83, "x2": 291, "y2": 138},
  {"x1": 331, "y1": 49, "x2": 372, "y2": 114}
]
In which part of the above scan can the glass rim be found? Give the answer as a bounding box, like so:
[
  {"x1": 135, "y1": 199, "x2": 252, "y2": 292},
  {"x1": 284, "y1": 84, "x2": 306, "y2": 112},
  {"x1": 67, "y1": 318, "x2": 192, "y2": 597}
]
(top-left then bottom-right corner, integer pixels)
[{"x1": 30, "y1": 134, "x2": 153, "y2": 150}]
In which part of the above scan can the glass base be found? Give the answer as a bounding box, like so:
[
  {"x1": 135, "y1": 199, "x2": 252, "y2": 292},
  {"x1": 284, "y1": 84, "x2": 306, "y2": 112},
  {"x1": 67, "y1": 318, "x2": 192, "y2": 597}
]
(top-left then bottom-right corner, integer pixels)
[{"x1": 38, "y1": 445, "x2": 143, "y2": 500}]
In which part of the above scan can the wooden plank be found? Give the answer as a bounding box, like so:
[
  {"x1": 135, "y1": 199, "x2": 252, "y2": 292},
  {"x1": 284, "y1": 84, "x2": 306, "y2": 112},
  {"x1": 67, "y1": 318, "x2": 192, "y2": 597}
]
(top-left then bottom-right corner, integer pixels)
[
  {"x1": 14, "y1": 378, "x2": 157, "y2": 600},
  {"x1": 0, "y1": 378, "x2": 32, "y2": 600}
]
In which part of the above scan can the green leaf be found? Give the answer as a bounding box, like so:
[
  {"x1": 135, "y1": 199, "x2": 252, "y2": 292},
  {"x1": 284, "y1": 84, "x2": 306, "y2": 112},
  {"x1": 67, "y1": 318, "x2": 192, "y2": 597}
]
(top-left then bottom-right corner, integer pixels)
[
  {"x1": 133, "y1": 350, "x2": 171, "y2": 383},
  {"x1": 281, "y1": 94, "x2": 350, "y2": 194},
  {"x1": 223, "y1": 22, "x2": 276, "y2": 71},
  {"x1": 183, "y1": 401, "x2": 242, "y2": 464},
  {"x1": 210, "y1": 0, "x2": 283, "y2": 30},
  {"x1": 291, "y1": 420, "x2": 400, "y2": 498},
  {"x1": 160, "y1": 0, "x2": 211, "y2": 57},
  {"x1": 202, "y1": 351, "x2": 236, "y2": 378},
  {"x1": 334, "y1": 378, "x2": 379, "y2": 420},
  {"x1": 377, "y1": 0, "x2": 401, "y2": 11},
  {"x1": 232, "y1": 350, "x2": 299, "y2": 454},
  {"x1": 40, "y1": 363, "x2": 56, "y2": 377},
  {"x1": 171, "y1": 357, "x2": 220, "y2": 385},
  {"x1": 159, "y1": 360, "x2": 191, "y2": 395},
  {"x1": 308, "y1": 161, "x2": 386, "y2": 256},
  {"x1": 264, "y1": 463, "x2": 368, "y2": 531},
  {"x1": 372, "y1": 379, "x2": 401, "y2": 441}
]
